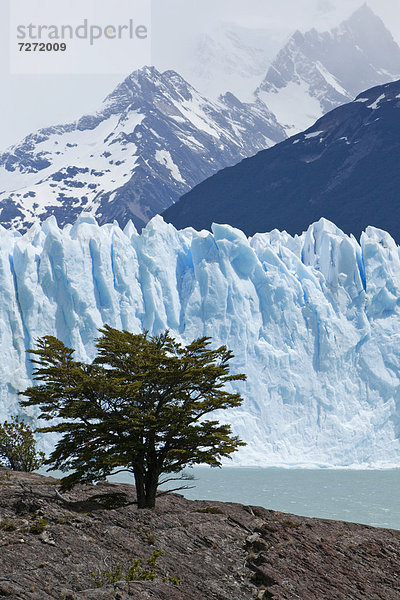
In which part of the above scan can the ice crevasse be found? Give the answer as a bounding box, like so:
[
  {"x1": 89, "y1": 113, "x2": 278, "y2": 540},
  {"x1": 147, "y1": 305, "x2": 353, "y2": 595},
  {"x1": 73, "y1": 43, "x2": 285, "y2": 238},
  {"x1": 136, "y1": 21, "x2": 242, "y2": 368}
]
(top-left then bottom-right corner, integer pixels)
[{"x1": 0, "y1": 213, "x2": 399, "y2": 468}]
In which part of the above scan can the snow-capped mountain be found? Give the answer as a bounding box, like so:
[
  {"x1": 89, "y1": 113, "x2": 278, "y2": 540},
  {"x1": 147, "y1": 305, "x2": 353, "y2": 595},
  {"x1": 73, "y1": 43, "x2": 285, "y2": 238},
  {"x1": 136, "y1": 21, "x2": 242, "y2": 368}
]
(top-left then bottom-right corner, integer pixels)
[
  {"x1": 0, "y1": 66, "x2": 285, "y2": 232},
  {"x1": 2, "y1": 214, "x2": 400, "y2": 467},
  {"x1": 256, "y1": 4, "x2": 400, "y2": 133},
  {"x1": 2, "y1": 6, "x2": 399, "y2": 235},
  {"x1": 164, "y1": 79, "x2": 400, "y2": 242},
  {"x1": 175, "y1": 22, "x2": 286, "y2": 102}
]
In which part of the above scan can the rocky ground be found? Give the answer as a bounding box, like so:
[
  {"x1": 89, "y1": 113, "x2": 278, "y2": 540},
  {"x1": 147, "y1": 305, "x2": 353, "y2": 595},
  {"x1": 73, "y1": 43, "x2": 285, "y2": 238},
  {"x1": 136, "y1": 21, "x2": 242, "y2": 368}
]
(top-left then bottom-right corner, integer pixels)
[{"x1": 0, "y1": 468, "x2": 398, "y2": 599}]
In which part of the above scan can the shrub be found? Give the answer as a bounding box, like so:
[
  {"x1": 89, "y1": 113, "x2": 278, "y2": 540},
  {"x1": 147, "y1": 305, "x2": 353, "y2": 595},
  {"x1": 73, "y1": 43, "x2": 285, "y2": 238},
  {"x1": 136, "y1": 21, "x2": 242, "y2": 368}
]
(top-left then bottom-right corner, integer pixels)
[
  {"x1": 91, "y1": 549, "x2": 165, "y2": 588},
  {"x1": 29, "y1": 517, "x2": 48, "y2": 534},
  {"x1": 0, "y1": 518, "x2": 17, "y2": 532},
  {"x1": 0, "y1": 416, "x2": 45, "y2": 472},
  {"x1": 195, "y1": 506, "x2": 225, "y2": 515}
]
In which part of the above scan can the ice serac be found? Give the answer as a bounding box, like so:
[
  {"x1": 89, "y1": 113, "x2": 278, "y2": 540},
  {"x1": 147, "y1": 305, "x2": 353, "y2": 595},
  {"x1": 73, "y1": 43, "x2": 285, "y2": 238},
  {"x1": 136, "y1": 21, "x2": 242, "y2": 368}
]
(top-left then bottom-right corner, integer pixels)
[
  {"x1": 1, "y1": 214, "x2": 400, "y2": 467},
  {"x1": 0, "y1": 67, "x2": 285, "y2": 233},
  {"x1": 256, "y1": 4, "x2": 400, "y2": 134}
]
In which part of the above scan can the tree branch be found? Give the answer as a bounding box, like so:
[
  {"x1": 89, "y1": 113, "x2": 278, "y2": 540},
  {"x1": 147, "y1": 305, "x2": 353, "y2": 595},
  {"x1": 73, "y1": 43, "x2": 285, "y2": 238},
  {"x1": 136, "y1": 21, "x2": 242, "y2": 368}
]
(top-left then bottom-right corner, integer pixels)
[
  {"x1": 109, "y1": 468, "x2": 134, "y2": 476},
  {"x1": 158, "y1": 474, "x2": 195, "y2": 485},
  {"x1": 156, "y1": 484, "x2": 195, "y2": 497}
]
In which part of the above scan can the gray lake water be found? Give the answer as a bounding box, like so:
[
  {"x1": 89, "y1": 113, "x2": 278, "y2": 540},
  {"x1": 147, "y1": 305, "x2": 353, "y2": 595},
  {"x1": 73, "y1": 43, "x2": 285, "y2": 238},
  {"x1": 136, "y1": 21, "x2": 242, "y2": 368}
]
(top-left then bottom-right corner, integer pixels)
[{"x1": 110, "y1": 467, "x2": 400, "y2": 530}]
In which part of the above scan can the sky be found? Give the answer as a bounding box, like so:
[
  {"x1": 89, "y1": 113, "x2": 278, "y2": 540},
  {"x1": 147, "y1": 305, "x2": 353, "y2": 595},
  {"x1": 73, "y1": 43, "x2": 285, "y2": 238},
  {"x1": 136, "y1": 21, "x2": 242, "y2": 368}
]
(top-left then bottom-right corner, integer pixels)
[{"x1": 1, "y1": 0, "x2": 400, "y2": 150}]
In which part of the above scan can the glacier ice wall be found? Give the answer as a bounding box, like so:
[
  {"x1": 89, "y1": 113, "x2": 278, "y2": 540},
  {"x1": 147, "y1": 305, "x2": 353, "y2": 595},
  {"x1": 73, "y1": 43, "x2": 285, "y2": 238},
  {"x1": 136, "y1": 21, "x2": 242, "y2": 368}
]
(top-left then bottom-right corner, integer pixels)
[{"x1": 0, "y1": 213, "x2": 399, "y2": 467}]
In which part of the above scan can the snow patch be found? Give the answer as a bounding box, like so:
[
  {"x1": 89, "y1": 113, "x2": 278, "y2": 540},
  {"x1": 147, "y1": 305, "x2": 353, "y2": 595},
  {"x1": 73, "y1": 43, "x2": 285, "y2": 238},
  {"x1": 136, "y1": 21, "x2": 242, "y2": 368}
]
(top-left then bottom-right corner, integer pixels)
[
  {"x1": 258, "y1": 81, "x2": 323, "y2": 134},
  {"x1": 367, "y1": 94, "x2": 386, "y2": 110},
  {"x1": 155, "y1": 150, "x2": 185, "y2": 183},
  {"x1": 304, "y1": 130, "x2": 324, "y2": 140}
]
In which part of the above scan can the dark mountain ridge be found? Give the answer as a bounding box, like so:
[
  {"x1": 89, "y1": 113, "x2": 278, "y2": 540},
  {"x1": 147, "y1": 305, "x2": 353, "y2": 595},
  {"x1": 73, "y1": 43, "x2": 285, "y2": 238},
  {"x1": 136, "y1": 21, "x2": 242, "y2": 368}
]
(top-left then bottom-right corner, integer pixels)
[{"x1": 164, "y1": 79, "x2": 400, "y2": 242}]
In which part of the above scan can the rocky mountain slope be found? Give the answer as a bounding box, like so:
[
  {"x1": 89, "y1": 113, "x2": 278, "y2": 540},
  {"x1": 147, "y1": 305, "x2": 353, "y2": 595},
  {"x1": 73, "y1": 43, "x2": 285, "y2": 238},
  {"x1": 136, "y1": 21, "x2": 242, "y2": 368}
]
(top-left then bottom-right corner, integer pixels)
[
  {"x1": 0, "y1": 67, "x2": 284, "y2": 232},
  {"x1": 0, "y1": 469, "x2": 399, "y2": 600},
  {"x1": 256, "y1": 4, "x2": 400, "y2": 133},
  {"x1": 1, "y1": 214, "x2": 400, "y2": 467},
  {"x1": 1, "y1": 7, "x2": 398, "y2": 235},
  {"x1": 165, "y1": 78, "x2": 400, "y2": 242}
]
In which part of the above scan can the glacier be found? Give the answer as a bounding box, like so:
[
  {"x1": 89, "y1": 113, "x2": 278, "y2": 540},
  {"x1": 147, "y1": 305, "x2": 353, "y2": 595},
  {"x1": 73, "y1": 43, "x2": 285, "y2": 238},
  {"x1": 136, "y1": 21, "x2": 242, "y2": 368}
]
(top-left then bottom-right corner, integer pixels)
[{"x1": 0, "y1": 213, "x2": 399, "y2": 468}]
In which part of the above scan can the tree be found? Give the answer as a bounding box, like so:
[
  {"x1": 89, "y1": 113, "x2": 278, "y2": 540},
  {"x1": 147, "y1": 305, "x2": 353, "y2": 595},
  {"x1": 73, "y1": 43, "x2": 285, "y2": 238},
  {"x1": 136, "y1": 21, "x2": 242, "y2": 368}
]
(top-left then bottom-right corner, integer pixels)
[
  {"x1": 0, "y1": 416, "x2": 45, "y2": 472},
  {"x1": 20, "y1": 327, "x2": 246, "y2": 508}
]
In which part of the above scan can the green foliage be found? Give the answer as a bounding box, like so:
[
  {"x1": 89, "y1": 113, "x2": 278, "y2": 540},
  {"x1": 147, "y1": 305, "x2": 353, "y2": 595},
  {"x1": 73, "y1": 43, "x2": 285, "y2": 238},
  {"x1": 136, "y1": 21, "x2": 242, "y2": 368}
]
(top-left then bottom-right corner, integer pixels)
[
  {"x1": 146, "y1": 549, "x2": 164, "y2": 568},
  {"x1": 29, "y1": 517, "x2": 48, "y2": 534},
  {"x1": 146, "y1": 532, "x2": 156, "y2": 545},
  {"x1": 20, "y1": 327, "x2": 246, "y2": 508},
  {"x1": 0, "y1": 470, "x2": 11, "y2": 482},
  {"x1": 195, "y1": 506, "x2": 225, "y2": 515},
  {"x1": 0, "y1": 416, "x2": 45, "y2": 472},
  {"x1": 0, "y1": 518, "x2": 17, "y2": 532},
  {"x1": 92, "y1": 564, "x2": 122, "y2": 588},
  {"x1": 91, "y1": 549, "x2": 165, "y2": 588},
  {"x1": 282, "y1": 519, "x2": 302, "y2": 529}
]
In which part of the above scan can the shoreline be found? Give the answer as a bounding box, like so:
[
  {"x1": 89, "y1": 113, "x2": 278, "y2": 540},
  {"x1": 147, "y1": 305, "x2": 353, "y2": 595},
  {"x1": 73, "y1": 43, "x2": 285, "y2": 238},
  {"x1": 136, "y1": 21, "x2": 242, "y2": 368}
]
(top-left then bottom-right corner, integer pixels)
[{"x1": 1, "y1": 468, "x2": 399, "y2": 599}]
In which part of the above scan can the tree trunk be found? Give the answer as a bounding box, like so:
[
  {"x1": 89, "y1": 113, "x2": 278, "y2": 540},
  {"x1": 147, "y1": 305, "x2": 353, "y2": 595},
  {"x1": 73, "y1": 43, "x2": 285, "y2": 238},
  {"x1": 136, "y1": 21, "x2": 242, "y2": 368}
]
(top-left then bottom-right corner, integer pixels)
[
  {"x1": 133, "y1": 469, "x2": 146, "y2": 509},
  {"x1": 134, "y1": 467, "x2": 159, "y2": 509},
  {"x1": 144, "y1": 470, "x2": 159, "y2": 509}
]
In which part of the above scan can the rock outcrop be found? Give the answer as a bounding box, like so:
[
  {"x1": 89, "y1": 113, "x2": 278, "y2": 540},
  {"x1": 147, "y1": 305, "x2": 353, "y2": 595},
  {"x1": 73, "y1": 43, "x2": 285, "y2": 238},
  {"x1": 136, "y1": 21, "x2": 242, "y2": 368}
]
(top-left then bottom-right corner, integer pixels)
[{"x1": 0, "y1": 469, "x2": 398, "y2": 599}]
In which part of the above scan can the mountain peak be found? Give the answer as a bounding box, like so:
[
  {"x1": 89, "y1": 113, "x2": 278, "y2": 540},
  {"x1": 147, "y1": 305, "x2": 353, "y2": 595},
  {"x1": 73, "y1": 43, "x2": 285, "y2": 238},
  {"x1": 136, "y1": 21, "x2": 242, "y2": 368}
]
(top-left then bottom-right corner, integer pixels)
[
  {"x1": 347, "y1": 3, "x2": 379, "y2": 21},
  {"x1": 341, "y1": 3, "x2": 389, "y2": 32},
  {"x1": 126, "y1": 65, "x2": 162, "y2": 85},
  {"x1": 133, "y1": 64, "x2": 159, "y2": 77},
  {"x1": 256, "y1": 5, "x2": 400, "y2": 134},
  {"x1": 102, "y1": 66, "x2": 163, "y2": 109},
  {"x1": 123, "y1": 66, "x2": 188, "y2": 87},
  {"x1": 0, "y1": 63, "x2": 285, "y2": 233},
  {"x1": 101, "y1": 66, "x2": 196, "y2": 115}
]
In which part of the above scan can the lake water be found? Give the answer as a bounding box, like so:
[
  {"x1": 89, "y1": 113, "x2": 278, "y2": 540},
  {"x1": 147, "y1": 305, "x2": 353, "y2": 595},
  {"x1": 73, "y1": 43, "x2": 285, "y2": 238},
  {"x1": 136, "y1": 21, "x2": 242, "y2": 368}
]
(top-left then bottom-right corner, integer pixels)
[{"x1": 110, "y1": 467, "x2": 400, "y2": 530}]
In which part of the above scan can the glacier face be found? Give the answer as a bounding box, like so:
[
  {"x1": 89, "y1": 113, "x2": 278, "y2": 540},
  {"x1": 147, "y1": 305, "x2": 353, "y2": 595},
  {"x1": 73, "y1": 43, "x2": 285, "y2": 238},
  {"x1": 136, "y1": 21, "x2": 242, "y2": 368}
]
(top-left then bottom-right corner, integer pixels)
[{"x1": 1, "y1": 214, "x2": 400, "y2": 468}]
